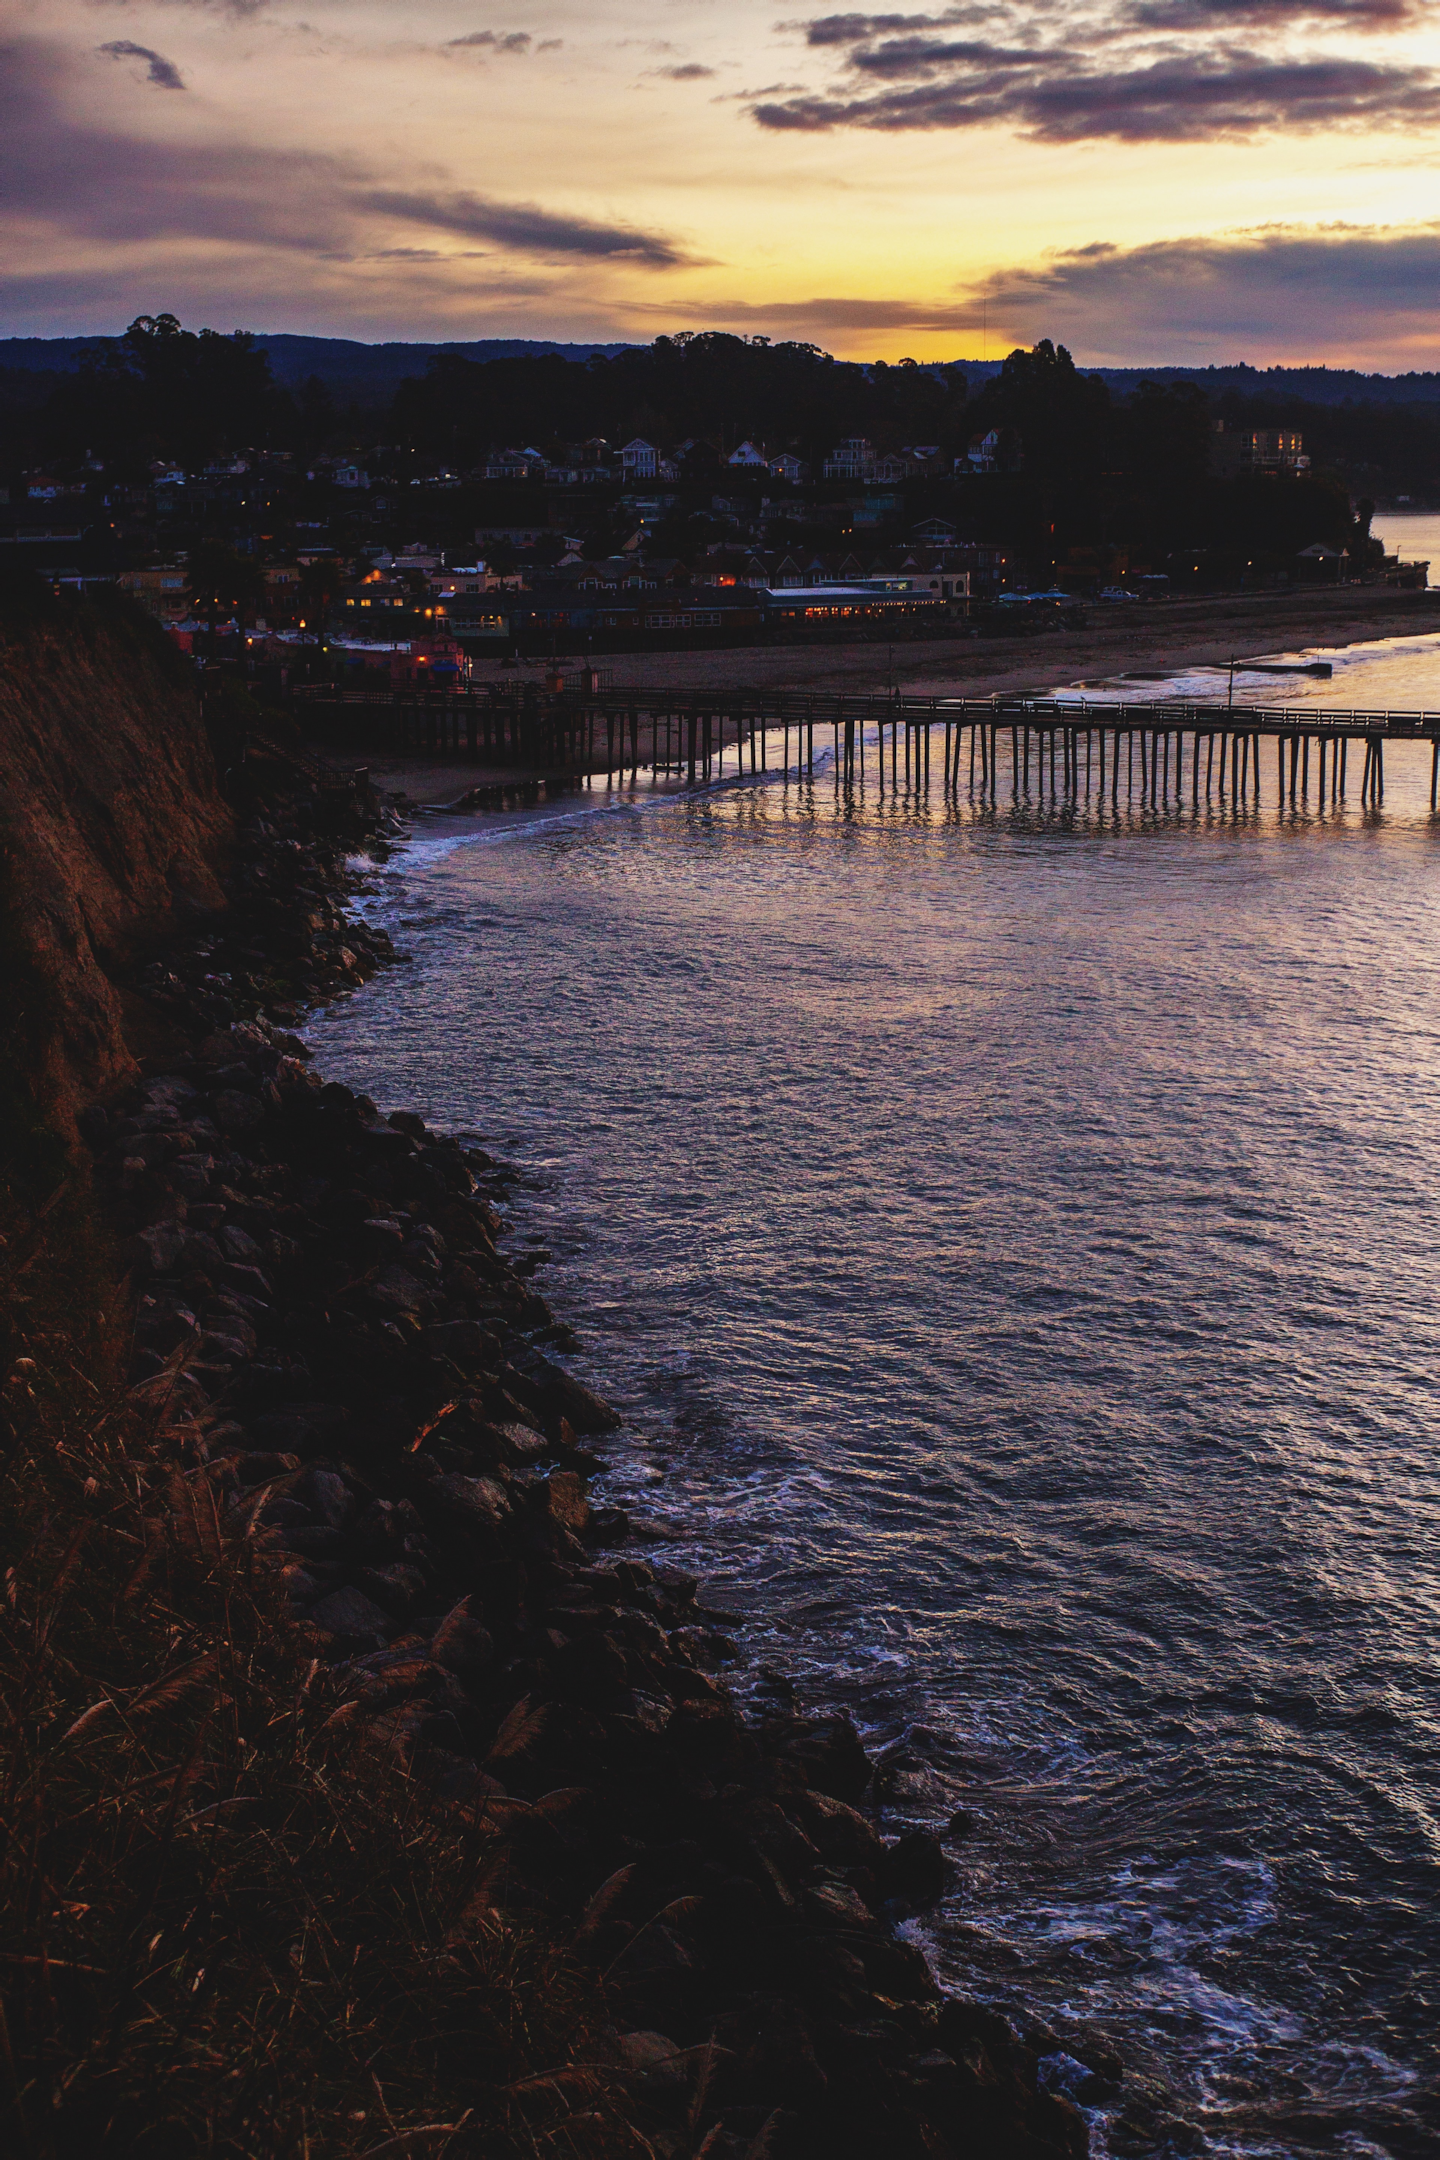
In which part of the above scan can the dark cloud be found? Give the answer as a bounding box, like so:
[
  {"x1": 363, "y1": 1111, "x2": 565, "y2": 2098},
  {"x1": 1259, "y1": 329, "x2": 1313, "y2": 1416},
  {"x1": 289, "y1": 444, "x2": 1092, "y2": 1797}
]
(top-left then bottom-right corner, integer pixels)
[
  {"x1": 645, "y1": 295, "x2": 981, "y2": 326},
  {"x1": 1, "y1": 39, "x2": 693, "y2": 282},
  {"x1": 367, "y1": 246, "x2": 493, "y2": 262},
  {"x1": 360, "y1": 190, "x2": 698, "y2": 266},
  {"x1": 768, "y1": 0, "x2": 1440, "y2": 139},
  {"x1": 97, "y1": 39, "x2": 186, "y2": 89},
  {"x1": 446, "y1": 29, "x2": 532, "y2": 51},
  {"x1": 630, "y1": 223, "x2": 1440, "y2": 359},
  {"x1": 0, "y1": 259, "x2": 569, "y2": 337},
  {"x1": 659, "y1": 62, "x2": 717, "y2": 78},
  {"x1": 941, "y1": 222, "x2": 1440, "y2": 356},
  {"x1": 712, "y1": 80, "x2": 810, "y2": 98},
  {"x1": 91, "y1": 0, "x2": 267, "y2": 14},
  {"x1": 1131, "y1": 0, "x2": 1417, "y2": 23},
  {"x1": 784, "y1": 9, "x2": 1002, "y2": 44},
  {"x1": 754, "y1": 51, "x2": 1440, "y2": 138},
  {"x1": 979, "y1": 222, "x2": 1440, "y2": 341},
  {"x1": 847, "y1": 35, "x2": 1060, "y2": 75},
  {"x1": 0, "y1": 42, "x2": 341, "y2": 250}
]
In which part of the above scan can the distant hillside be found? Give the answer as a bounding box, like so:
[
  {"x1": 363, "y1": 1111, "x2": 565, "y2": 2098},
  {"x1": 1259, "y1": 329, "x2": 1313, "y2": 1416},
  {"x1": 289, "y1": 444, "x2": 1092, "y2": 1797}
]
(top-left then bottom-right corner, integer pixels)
[
  {"x1": 4, "y1": 335, "x2": 1440, "y2": 407},
  {"x1": 947, "y1": 360, "x2": 1440, "y2": 407},
  {"x1": 0, "y1": 335, "x2": 636, "y2": 402}
]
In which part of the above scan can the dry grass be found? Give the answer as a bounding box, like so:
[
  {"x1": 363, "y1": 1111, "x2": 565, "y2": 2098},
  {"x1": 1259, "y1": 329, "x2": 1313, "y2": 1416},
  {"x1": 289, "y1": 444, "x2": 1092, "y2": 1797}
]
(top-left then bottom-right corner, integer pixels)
[{"x1": 0, "y1": 1139, "x2": 640, "y2": 2160}]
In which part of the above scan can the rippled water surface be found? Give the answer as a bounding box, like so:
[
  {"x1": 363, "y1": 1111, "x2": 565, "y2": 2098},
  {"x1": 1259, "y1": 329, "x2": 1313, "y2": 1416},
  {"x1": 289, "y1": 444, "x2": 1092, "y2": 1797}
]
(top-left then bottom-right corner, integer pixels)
[{"x1": 312, "y1": 634, "x2": 1440, "y2": 2157}]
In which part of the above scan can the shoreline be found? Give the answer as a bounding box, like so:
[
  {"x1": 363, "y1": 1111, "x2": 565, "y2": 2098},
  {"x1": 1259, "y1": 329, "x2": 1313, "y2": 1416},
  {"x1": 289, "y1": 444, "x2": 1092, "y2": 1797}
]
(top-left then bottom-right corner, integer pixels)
[
  {"x1": 479, "y1": 583, "x2": 1440, "y2": 700},
  {"x1": 80, "y1": 760, "x2": 1152, "y2": 2157},
  {"x1": 8, "y1": 589, "x2": 1424, "y2": 2153},
  {"x1": 325, "y1": 586, "x2": 1440, "y2": 807}
]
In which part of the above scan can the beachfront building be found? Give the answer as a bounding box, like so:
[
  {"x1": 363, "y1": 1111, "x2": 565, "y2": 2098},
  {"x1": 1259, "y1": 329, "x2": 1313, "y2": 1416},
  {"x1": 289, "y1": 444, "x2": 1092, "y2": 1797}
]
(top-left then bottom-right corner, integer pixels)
[
  {"x1": 116, "y1": 565, "x2": 189, "y2": 621},
  {"x1": 1211, "y1": 424, "x2": 1310, "y2": 479}
]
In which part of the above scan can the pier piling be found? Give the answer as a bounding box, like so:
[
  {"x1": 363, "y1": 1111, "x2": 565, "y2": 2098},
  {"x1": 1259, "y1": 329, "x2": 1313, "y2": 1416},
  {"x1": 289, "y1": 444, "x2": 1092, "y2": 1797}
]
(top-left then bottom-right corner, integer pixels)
[{"x1": 294, "y1": 683, "x2": 1440, "y2": 827}]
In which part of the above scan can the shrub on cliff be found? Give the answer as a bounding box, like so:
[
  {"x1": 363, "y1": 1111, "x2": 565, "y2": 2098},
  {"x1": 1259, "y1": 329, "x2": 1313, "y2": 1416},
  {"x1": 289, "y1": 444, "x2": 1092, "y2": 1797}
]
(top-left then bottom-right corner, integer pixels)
[{"x1": 0, "y1": 1151, "x2": 632, "y2": 2157}]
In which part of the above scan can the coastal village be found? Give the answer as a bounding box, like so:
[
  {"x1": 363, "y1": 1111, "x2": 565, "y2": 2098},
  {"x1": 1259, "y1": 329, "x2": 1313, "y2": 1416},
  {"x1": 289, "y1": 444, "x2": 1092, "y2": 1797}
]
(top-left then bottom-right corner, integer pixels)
[{"x1": 4, "y1": 325, "x2": 1426, "y2": 687}]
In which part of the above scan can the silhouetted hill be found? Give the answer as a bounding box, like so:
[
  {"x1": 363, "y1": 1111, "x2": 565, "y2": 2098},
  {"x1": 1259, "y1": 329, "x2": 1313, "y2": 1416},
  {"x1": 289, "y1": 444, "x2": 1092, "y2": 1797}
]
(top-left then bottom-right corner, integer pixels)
[
  {"x1": 0, "y1": 335, "x2": 635, "y2": 402},
  {"x1": 947, "y1": 361, "x2": 1440, "y2": 406},
  {"x1": 5, "y1": 336, "x2": 1440, "y2": 406}
]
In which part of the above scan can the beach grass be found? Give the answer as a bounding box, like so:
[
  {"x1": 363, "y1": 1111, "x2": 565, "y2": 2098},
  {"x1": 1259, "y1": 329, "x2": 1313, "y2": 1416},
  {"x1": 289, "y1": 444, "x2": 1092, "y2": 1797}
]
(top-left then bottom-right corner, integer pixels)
[{"x1": 0, "y1": 1102, "x2": 634, "y2": 2159}]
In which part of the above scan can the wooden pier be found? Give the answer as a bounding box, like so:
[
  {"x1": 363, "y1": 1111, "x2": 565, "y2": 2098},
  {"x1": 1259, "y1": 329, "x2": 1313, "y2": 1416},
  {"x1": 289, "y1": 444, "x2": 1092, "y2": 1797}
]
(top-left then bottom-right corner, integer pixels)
[{"x1": 293, "y1": 683, "x2": 1440, "y2": 809}]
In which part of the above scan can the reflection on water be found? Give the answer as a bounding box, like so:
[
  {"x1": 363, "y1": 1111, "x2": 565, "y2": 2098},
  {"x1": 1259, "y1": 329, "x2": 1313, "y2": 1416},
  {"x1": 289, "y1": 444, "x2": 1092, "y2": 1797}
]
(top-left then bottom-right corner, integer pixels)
[{"x1": 311, "y1": 632, "x2": 1440, "y2": 2159}]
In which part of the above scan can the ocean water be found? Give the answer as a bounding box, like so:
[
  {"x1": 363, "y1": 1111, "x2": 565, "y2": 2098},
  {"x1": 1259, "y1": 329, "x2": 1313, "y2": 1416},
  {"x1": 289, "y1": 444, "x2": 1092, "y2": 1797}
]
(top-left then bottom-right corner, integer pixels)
[
  {"x1": 1373, "y1": 514, "x2": 1440, "y2": 583},
  {"x1": 310, "y1": 633, "x2": 1440, "y2": 2158},
  {"x1": 1061, "y1": 622, "x2": 1440, "y2": 720}
]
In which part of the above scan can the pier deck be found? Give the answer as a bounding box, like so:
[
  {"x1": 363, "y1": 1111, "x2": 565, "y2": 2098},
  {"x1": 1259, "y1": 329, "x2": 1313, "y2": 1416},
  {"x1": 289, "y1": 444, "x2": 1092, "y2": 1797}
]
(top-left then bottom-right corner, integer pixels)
[{"x1": 294, "y1": 682, "x2": 1440, "y2": 808}]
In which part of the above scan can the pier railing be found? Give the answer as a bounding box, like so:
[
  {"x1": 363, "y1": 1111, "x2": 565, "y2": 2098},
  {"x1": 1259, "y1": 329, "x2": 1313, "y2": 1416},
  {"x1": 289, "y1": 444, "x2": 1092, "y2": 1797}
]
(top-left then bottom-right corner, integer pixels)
[{"x1": 290, "y1": 681, "x2": 1440, "y2": 806}]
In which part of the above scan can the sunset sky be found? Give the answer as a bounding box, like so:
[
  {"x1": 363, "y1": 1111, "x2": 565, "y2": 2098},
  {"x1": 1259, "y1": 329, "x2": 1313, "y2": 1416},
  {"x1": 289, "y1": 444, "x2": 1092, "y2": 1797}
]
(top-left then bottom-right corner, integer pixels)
[{"x1": 3, "y1": 0, "x2": 1440, "y2": 363}]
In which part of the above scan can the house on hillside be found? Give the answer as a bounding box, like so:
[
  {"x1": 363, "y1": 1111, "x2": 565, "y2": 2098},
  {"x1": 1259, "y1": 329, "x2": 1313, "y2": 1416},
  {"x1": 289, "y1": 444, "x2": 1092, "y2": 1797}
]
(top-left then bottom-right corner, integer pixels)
[
  {"x1": 481, "y1": 450, "x2": 540, "y2": 480},
  {"x1": 565, "y1": 439, "x2": 613, "y2": 483},
  {"x1": 823, "y1": 438, "x2": 874, "y2": 480},
  {"x1": 1211, "y1": 423, "x2": 1309, "y2": 479},
  {"x1": 116, "y1": 565, "x2": 188, "y2": 621},
  {"x1": 339, "y1": 576, "x2": 413, "y2": 628},
  {"x1": 621, "y1": 439, "x2": 661, "y2": 481},
  {"x1": 261, "y1": 563, "x2": 302, "y2": 624}
]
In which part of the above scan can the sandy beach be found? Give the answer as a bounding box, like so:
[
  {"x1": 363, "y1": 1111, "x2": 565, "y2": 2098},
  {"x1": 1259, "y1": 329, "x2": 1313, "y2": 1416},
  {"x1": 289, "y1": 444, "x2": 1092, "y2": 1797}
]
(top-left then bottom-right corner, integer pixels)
[
  {"x1": 313, "y1": 584, "x2": 1440, "y2": 805},
  {"x1": 492, "y1": 583, "x2": 1440, "y2": 699}
]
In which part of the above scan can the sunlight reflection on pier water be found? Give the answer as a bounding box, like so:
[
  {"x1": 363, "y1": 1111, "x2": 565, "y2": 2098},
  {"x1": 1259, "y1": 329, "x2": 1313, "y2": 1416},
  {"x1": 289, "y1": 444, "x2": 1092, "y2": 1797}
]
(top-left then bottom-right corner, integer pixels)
[{"x1": 312, "y1": 635, "x2": 1440, "y2": 2160}]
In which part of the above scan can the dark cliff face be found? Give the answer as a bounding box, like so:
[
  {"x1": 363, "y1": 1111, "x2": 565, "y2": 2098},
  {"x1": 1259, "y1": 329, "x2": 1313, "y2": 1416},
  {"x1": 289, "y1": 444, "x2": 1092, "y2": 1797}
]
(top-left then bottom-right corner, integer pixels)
[
  {"x1": 0, "y1": 606, "x2": 1116, "y2": 2160},
  {"x1": 0, "y1": 594, "x2": 232, "y2": 1130}
]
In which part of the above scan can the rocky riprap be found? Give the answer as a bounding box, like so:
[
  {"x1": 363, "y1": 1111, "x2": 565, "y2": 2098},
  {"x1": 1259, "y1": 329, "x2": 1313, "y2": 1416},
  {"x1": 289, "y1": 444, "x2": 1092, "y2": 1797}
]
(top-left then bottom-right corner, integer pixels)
[
  {"x1": 77, "y1": 775, "x2": 1112, "y2": 2160},
  {"x1": 126, "y1": 786, "x2": 405, "y2": 1031}
]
